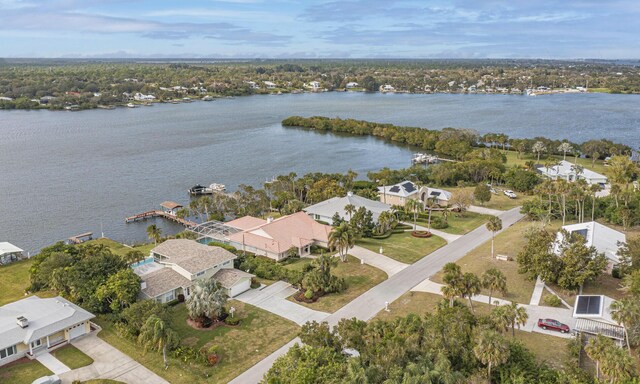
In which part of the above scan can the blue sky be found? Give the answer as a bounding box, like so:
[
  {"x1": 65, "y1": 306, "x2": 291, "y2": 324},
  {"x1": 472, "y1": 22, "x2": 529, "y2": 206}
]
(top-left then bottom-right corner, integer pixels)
[{"x1": 1, "y1": 0, "x2": 639, "y2": 58}]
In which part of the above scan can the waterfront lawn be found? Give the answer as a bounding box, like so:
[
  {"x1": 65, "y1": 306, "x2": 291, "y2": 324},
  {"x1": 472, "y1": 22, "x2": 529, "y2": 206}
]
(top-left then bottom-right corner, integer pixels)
[
  {"x1": 51, "y1": 345, "x2": 94, "y2": 369},
  {"x1": 431, "y1": 220, "x2": 538, "y2": 304},
  {"x1": 84, "y1": 238, "x2": 154, "y2": 258},
  {"x1": 288, "y1": 255, "x2": 387, "y2": 313},
  {"x1": 0, "y1": 358, "x2": 52, "y2": 384},
  {"x1": 95, "y1": 300, "x2": 298, "y2": 384},
  {"x1": 0, "y1": 258, "x2": 33, "y2": 306},
  {"x1": 503, "y1": 150, "x2": 610, "y2": 177},
  {"x1": 357, "y1": 232, "x2": 447, "y2": 264},
  {"x1": 447, "y1": 186, "x2": 531, "y2": 211},
  {"x1": 416, "y1": 211, "x2": 490, "y2": 235}
]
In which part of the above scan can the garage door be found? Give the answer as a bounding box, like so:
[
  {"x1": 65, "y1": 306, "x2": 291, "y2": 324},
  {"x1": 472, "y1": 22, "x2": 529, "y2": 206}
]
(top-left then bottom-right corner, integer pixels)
[
  {"x1": 68, "y1": 323, "x2": 86, "y2": 340},
  {"x1": 229, "y1": 278, "x2": 251, "y2": 297}
]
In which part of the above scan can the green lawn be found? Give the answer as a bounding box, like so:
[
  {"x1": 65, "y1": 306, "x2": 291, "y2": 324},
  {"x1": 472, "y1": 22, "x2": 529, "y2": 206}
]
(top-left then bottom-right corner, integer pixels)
[
  {"x1": 448, "y1": 186, "x2": 532, "y2": 211},
  {"x1": 503, "y1": 150, "x2": 610, "y2": 177},
  {"x1": 51, "y1": 344, "x2": 94, "y2": 369},
  {"x1": 0, "y1": 359, "x2": 52, "y2": 384},
  {"x1": 431, "y1": 220, "x2": 539, "y2": 304},
  {"x1": 548, "y1": 273, "x2": 626, "y2": 307},
  {"x1": 84, "y1": 238, "x2": 154, "y2": 258},
  {"x1": 357, "y1": 232, "x2": 447, "y2": 264},
  {"x1": 416, "y1": 211, "x2": 490, "y2": 235},
  {"x1": 95, "y1": 300, "x2": 299, "y2": 384},
  {"x1": 287, "y1": 255, "x2": 387, "y2": 313},
  {"x1": 0, "y1": 259, "x2": 33, "y2": 306}
]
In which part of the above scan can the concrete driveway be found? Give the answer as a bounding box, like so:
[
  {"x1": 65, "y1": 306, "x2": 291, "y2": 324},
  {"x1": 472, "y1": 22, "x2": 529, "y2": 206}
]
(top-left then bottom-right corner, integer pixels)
[
  {"x1": 349, "y1": 246, "x2": 408, "y2": 277},
  {"x1": 59, "y1": 333, "x2": 168, "y2": 384},
  {"x1": 235, "y1": 281, "x2": 329, "y2": 326}
]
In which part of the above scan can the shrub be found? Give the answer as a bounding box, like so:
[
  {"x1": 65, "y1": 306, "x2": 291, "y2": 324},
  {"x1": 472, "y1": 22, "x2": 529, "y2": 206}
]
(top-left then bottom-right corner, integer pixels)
[
  {"x1": 411, "y1": 231, "x2": 432, "y2": 238},
  {"x1": 177, "y1": 293, "x2": 185, "y2": 302},
  {"x1": 203, "y1": 345, "x2": 221, "y2": 366},
  {"x1": 225, "y1": 316, "x2": 241, "y2": 326},
  {"x1": 207, "y1": 241, "x2": 239, "y2": 254},
  {"x1": 304, "y1": 289, "x2": 313, "y2": 299},
  {"x1": 431, "y1": 216, "x2": 449, "y2": 229},
  {"x1": 543, "y1": 294, "x2": 562, "y2": 307},
  {"x1": 612, "y1": 266, "x2": 621, "y2": 279},
  {"x1": 250, "y1": 278, "x2": 261, "y2": 289},
  {"x1": 173, "y1": 345, "x2": 207, "y2": 364}
]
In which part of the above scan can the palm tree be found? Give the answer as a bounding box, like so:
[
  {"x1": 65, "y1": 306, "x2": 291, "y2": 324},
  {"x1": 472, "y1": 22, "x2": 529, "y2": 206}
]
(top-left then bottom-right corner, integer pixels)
[
  {"x1": 405, "y1": 198, "x2": 422, "y2": 230},
  {"x1": 504, "y1": 302, "x2": 528, "y2": 338},
  {"x1": 442, "y1": 262, "x2": 463, "y2": 308},
  {"x1": 490, "y1": 305, "x2": 511, "y2": 334},
  {"x1": 601, "y1": 345, "x2": 637, "y2": 384},
  {"x1": 558, "y1": 142, "x2": 573, "y2": 161},
  {"x1": 486, "y1": 217, "x2": 502, "y2": 259},
  {"x1": 344, "y1": 204, "x2": 356, "y2": 221},
  {"x1": 473, "y1": 329, "x2": 510, "y2": 381},
  {"x1": 186, "y1": 279, "x2": 228, "y2": 325},
  {"x1": 585, "y1": 334, "x2": 613, "y2": 380},
  {"x1": 376, "y1": 210, "x2": 393, "y2": 234},
  {"x1": 532, "y1": 141, "x2": 547, "y2": 162},
  {"x1": 424, "y1": 197, "x2": 436, "y2": 230},
  {"x1": 329, "y1": 222, "x2": 356, "y2": 262},
  {"x1": 482, "y1": 268, "x2": 507, "y2": 305},
  {"x1": 460, "y1": 272, "x2": 482, "y2": 313},
  {"x1": 138, "y1": 314, "x2": 178, "y2": 369},
  {"x1": 610, "y1": 297, "x2": 639, "y2": 351},
  {"x1": 146, "y1": 224, "x2": 162, "y2": 245},
  {"x1": 441, "y1": 285, "x2": 458, "y2": 308}
]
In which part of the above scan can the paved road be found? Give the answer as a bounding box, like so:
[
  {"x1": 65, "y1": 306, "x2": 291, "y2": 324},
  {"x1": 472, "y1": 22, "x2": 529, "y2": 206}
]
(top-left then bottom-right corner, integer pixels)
[
  {"x1": 349, "y1": 245, "x2": 408, "y2": 277},
  {"x1": 229, "y1": 207, "x2": 524, "y2": 383},
  {"x1": 235, "y1": 281, "x2": 329, "y2": 326},
  {"x1": 60, "y1": 333, "x2": 169, "y2": 384}
]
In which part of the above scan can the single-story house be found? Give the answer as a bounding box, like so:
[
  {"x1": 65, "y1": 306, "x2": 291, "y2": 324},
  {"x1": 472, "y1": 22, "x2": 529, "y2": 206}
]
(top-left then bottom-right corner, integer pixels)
[
  {"x1": 137, "y1": 239, "x2": 253, "y2": 303},
  {"x1": 537, "y1": 160, "x2": 608, "y2": 186},
  {"x1": 226, "y1": 211, "x2": 332, "y2": 261},
  {"x1": 554, "y1": 221, "x2": 625, "y2": 267},
  {"x1": 304, "y1": 192, "x2": 392, "y2": 223},
  {"x1": 308, "y1": 81, "x2": 321, "y2": 90},
  {"x1": 263, "y1": 81, "x2": 277, "y2": 89},
  {"x1": 378, "y1": 181, "x2": 452, "y2": 207},
  {"x1": 573, "y1": 295, "x2": 625, "y2": 342},
  {"x1": 0, "y1": 296, "x2": 94, "y2": 366},
  {"x1": 346, "y1": 82, "x2": 359, "y2": 89},
  {"x1": 0, "y1": 242, "x2": 25, "y2": 265}
]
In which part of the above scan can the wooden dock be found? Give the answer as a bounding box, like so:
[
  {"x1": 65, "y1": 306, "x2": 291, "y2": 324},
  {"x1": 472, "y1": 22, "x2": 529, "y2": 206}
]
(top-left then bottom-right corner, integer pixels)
[
  {"x1": 68, "y1": 232, "x2": 93, "y2": 244},
  {"x1": 125, "y1": 210, "x2": 196, "y2": 228}
]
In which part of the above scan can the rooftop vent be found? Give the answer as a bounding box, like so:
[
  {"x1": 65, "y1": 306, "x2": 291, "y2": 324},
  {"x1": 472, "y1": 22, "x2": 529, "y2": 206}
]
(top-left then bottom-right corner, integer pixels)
[
  {"x1": 347, "y1": 191, "x2": 353, "y2": 197},
  {"x1": 16, "y1": 316, "x2": 28, "y2": 328}
]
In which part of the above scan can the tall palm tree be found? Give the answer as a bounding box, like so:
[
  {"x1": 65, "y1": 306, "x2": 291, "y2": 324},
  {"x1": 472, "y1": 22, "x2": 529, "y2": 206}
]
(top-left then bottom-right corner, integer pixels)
[
  {"x1": 610, "y1": 297, "x2": 639, "y2": 351},
  {"x1": 558, "y1": 142, "x2": 573, "y2": 161},
  {"x1": 329, "y1": 222, "x2": 356, "y2": 262},
  {"x1": 473, "y1": 329, "x2": 510, "y2": 382},
  {"x1": 482, "y1": 268, "x2": 507, "y2": 305},
  {"x1": 441, "y1": 285, "x2": 458, "y2": 308},
  {"x1": 424, "y1": 197, "x2": 436, "y2": 230},
  {"x1": 344, "y1": 204, "x2": 356, "y2": 221},
  {"x1": 600, "y1": 345, "x2": 637, "y2": 384},
  {"x1": 138, "y1": 314, "x2": 178, "y2": 369},
  {"x1": 460, "y1": 272, "x2": 482, "y2": 313},
  {"x1": 585, "y1": 334, "x2": 613, "y2": 380},
  {"x1": 504, "y1": 302, "x2": 529, "y2": 338},
  {"x1": 405, "y1": 198, "x2": 422, "y2": 230},
  {"x1": 490, "y1": 305, "x2": 511, "y2": 334},
  {"x1": 486, "y1": 217, "x2": 502, "y2": 259},
  {"x1": 376, "y1": 210, "x2": 393, "y2": 234},
  {"x1": 146, "y1": 224, "x2": 162, "y2": 245}
]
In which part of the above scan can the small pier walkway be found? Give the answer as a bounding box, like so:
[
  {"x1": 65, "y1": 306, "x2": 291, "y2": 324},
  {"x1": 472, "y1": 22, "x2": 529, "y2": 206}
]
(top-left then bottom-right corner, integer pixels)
[{"x1": 125, "y1": 201, "x2": 196, "y2": 228}]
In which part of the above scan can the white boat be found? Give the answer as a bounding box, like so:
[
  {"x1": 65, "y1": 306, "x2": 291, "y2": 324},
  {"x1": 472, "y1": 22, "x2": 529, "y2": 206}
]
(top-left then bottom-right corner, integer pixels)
[
  {"x1": 127, "y1": 103, "x2": 136, "y2": 108},
  {"x1": 209, "y1": 183, "x2": 226, "y2": 192},
  {"x1": 412, "y1": 153, "x2": 438, "y2": 164}
]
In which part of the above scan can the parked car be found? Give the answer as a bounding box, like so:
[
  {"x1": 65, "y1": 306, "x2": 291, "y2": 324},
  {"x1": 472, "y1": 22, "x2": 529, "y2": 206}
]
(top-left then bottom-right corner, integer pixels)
[
  {"x1": 537, "y1": 318, "x2": 570, "y2": 333},
  {"x1": 503, "y1": 190, "x2": 517, "y2": 199},
  {"x1": 32, "y1": 375, "x2": 61, "y2": 384}
]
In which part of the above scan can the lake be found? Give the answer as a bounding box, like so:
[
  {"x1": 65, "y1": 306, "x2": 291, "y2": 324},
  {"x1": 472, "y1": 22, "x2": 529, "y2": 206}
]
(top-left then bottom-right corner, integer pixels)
[{"x1": 1, "y1": 92, "x2": 639, "y2": 253}]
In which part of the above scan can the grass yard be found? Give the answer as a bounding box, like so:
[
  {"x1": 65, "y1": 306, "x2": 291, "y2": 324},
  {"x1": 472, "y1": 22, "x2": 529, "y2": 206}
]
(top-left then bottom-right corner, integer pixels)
[
  {"x1": 51, "y1": 344, "x2": 94, "y2": 369},
  {"x1": 0, "y1": 359, "x2": 52, "y2": 384},
  {"x1": 84, "y1": 238, "x2": 154, "y2": 257},
  {"x1": 0, "y1": 259, "x2": 33, "y2": 306},
  {"x1": 416, "y1": 211, "x2": 490, "y2": 235},
  {"x1": 503, "y1": 150, "x2": 610, "y2": 177},
  {"x1": 95, "y1": 300, "x2": 298, "y2": 384},
  {"x1": 288, "y1": 255, "x2": 387, "y2": 313},
  {"x1": 548, "y1": 273, "x2": 626, "y2": 307},
  {"x1": 357, "y1": 232, "x2": 447, "y2": 264},
  {"x1": 431, "y1": 220, "x2": 539, "y2": 304},
  {"x1": 448, "y1": 186, "x2": 533, "y2": 211}
]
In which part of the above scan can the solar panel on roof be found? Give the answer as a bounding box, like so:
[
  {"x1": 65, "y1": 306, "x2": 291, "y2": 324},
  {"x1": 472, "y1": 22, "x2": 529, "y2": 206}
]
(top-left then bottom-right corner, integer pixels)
[
  {"x1": 575, "y1": 295, "x2": 601, "y2": 315},
  {"x1": 389, "y1": 186, "x2": 400, "y2": 193},
  {"x1": 402, "y1": 182, "x2": 416, "y2": 192},
  {"x1": 430, "y1": 191, "x2": 441, "y2": 197}
]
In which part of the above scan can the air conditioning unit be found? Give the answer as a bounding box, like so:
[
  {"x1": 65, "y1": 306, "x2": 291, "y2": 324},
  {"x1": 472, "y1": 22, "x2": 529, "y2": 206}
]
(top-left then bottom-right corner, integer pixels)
[{"x1": 16, "y1": 316, "x2": 29, "y2": 328}]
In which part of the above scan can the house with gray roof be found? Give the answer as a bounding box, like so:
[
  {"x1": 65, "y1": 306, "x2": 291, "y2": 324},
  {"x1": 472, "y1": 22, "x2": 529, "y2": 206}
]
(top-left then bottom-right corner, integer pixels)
[
  {"x1": 537, "y1": 160, "x2": 608, "y2": 186},
  {"x1": 554, "y1": 221, "x2": 626, "y2": 269},
  {"x1": 304, "y1": 192, "x2": 392, "y2": 223},
  {"x1": 378, "y1": 181, "x2": 452, "y2": 207},
  {"x1": 0, "y1": 296, "x2": 94, "y2": 366},
  {"x1": 136, "y1": 239, "x2": 253, "y2": 303}
]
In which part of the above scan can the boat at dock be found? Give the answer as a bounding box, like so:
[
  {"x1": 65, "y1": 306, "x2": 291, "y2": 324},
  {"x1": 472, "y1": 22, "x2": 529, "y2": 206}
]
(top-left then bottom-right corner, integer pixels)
[
  {"x1": 412, "y1": 153, "x2": 438, "y2": 164},
  {"x1": 188, "y1": 183, "x2": 226, "y2": 195},
  {"x1": 127, "y1": 103, "x2": 136, "y2": 108}
]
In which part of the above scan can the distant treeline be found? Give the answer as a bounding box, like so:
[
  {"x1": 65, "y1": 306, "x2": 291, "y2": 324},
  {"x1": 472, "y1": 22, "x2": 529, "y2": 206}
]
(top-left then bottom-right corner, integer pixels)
[{"x1": 281, "y1": 116, "x2": 632, "y2": 161}]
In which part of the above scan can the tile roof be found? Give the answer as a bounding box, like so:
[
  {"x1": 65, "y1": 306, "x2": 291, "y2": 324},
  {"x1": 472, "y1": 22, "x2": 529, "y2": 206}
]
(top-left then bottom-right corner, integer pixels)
[
  {"x1": 160, "y1": 201, "x2": 182, "y2": 210},
  {"x1": 213, "y1": 268, "x2": 254, "y2": 289},
  {"x1": 140, "y1": 268, "x2": 193, "y2": 298},
  {"x1": 227, "y1": 212, "x2": 331, "y2": 254},
  {"x1": 225, "y1": 216, "x2": 268, "y2": 231},
  {"x1": 151, "y1": 239, "x2": 236, "y2": 274},
  {"x1": 0, "y1": 296, "x2": 94, "y2": 349}
]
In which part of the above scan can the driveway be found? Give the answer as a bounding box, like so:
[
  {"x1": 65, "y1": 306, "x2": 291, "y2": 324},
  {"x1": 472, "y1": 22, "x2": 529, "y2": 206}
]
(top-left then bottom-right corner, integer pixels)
[
  {"x1": 402, "y1": 222, "x2": 462, "y2": 243},
  {"x1": 468, "y1": 205, "x2": 505, "y2": 216},
  {"x1": 349, "y1": 245, "x2": 408, "y2": 277},
  {"x1": 59, "y1": 333, "x2": 168, "y2": 384},
  {"x1": 235, "y1": 281, "x2": 329, "y2": 326}
]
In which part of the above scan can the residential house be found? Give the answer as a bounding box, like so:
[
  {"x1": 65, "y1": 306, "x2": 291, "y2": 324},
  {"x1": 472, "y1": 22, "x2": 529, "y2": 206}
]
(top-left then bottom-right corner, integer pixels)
[
  {"x1": 380, "y1": 84, "x2": 395, "y2": 92},
  {"x1": 245, "y1": 81, "x2": 259, "y2": 89},
  {"x1": 378, "y1": 181, "x2": 452, "y2": 207},
  {"x1": 263, "y1": 81, "x2": 277, "y2": 89},
  {"x1": 0, "y1": 242, "x2": 25, "y2": 265},
  {"x1": 137, "y1": 239, "x2": 253, "y2": 303},
  {"x1": 573, "y1": 295, "x2": 625, "y2": 343},
  {"x1": 554, "y1": 221, "x2": 625, "y2": 269},
  {"x1": 346, "y1": 82, "x2": 359, "y2": 89},
  {"x1": 537, "y1": 160, "x2": 608, "y2": 186},
  {"x1": 304, "y1": 192, "x2": 392, "y2": 223},
  {"x1": 133, "y1": 92, "x2": 156, "y2": 101},
  {"x1": 0, "y1": 97, "x2": 13, "y2": 101},
  {"x1": 225, "y1": 211, "x2": 331, "y2": 261},
  {"x1": 0, "y1": 296, "x2": 94, "y2": 366},
  {"x1": 308, "y1": 81, "x2": 321, "y2": 90}
]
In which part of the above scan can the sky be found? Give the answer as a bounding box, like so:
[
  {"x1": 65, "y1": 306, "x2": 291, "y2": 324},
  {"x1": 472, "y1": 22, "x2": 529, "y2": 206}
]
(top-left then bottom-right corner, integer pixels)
[{"x1": 1, "y1": 0, "x2": 639, "y2": 59}]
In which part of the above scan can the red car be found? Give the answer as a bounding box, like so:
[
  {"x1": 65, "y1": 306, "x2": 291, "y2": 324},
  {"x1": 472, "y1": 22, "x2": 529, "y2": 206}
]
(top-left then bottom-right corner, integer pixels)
[{"x1": 537, "y1": 318, "x2": 570, "y2": 333}]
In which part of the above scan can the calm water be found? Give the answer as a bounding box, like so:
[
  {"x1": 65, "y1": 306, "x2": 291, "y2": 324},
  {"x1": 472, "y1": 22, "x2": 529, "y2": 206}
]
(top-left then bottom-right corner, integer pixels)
[{"x1": 1, "y1": 92, "x2": 639, "y2": 253}]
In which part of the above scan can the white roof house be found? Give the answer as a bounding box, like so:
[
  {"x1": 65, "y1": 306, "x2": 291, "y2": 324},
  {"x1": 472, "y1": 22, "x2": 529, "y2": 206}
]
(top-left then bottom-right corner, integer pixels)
[
  {"x1": 304, "y1": 192, "x2": 392, "y2": 223},
  {"x1": 0, "y1": 296, "x2": 94, "y2": 365},
  {"x1": 378, "y1": 181, "x2": 452, "y2": 207},
  {"x1": 421, "y1": 187, "x2": 453, "y2": 205},
  {"x1": 537, "y1": 160, "x2": 608, "y2": 185},
  {"x1": 0, "y1": 242, "x2": 25, "y2": 265},
  {"x1": 378, "y1": 181, "x2": 419, "y2": 199},
  {"x1": 573, "y1": 295, "x2": 625, "y2": 341},
  {"x1": 346, "y1": 82, "x2": 359, "y2": 88},
  {"x1": 263, "y1": 81, "x2": 277, "y2": 89},
  {"x1": 554, "y1": 221, "x2": 626, "y2": 264}
]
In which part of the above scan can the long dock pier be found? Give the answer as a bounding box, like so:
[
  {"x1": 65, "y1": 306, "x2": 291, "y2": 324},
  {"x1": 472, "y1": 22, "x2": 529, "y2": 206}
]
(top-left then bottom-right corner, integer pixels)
[{"x1": 125, "y1": 202, "x2": 197, "y2": 228}]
